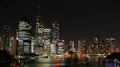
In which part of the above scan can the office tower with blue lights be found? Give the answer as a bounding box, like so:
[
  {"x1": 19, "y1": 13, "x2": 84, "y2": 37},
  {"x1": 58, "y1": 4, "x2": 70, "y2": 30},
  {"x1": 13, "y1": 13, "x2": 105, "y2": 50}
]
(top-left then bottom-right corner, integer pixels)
[{"x1": 17, "y1": 17, "x2": 32, "y2": 54}]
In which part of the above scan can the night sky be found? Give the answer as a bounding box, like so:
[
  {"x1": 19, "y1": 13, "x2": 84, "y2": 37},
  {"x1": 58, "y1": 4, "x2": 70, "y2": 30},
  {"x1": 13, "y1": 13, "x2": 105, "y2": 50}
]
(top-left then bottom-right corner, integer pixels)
[{"x1": 0, "y1": 0, "x2": 120, "y2": 43}]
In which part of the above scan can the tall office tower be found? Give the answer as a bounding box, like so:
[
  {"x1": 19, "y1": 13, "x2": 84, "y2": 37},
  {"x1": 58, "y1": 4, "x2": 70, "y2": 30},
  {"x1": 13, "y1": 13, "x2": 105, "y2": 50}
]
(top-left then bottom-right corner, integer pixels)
[
  {"x1": 3, "y1": 25, "x2": 11, "y2": 50},
  {"x1": 57, "y1": 40, "x2": 65, "y2": 55},
  {"x1": 51, "y1": 20, "x2": 60, "y2": 55},
  {"x1": 17, "y1": 17, "x2": 32, "y2": 54},
  {"x1": 105, "y1": 38, "x2": 116, "y2": 54},
  {"x1": 91, "y1": 36, "x2": 101, "y2": 54},
  {"x1": 52, "y1": 20, "x2": 60, "y2": 41},
  {"x1": 77, "y1": 40, "x2": 83, "y2": 59},
  {"x1": 35, "y1": 16, "x2": 44, "y2": 55},
  {"x1": 44, "y1": 29, "x2": 51, "y2": 54}
]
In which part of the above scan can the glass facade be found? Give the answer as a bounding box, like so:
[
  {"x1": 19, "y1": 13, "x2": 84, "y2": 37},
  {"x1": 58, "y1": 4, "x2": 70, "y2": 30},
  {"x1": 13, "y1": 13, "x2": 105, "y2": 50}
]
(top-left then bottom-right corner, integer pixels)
[{"x1": 18, "y1": 20, "x2": 32, "y2": 54}]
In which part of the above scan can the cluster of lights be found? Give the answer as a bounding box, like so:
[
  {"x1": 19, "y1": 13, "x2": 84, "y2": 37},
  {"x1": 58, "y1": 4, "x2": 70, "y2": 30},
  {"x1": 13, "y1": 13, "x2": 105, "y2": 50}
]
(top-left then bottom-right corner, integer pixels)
[{"x1": 106, "y1": 38, "x2": 115, "y2": 41}]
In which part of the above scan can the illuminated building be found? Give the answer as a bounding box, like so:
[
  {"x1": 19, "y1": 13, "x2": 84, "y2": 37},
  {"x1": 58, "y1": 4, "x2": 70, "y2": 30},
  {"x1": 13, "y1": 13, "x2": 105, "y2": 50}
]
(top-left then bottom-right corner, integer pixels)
[
  {"x1": 35, "y1": 16, "x2": 44, "y2": 55},
  {"x1": 52, "y1": 20, "x2": 60, "y2": 40},
  {"x1": 3, "y1": 25, "x2": 11, "y2": 50},
  {"x1": 50, "y1": 39, "x2": 57, "y2": 54},
  {"x1": 104, "y1": 38, "x2": 116, "y2": 54},
  {"x1": 0, "y1": 36, "x2": 3, "y2": 50},
  {"x1": 31, "y1": 36, "x2": 36, "y2": 53},
  {"x1": 17, "y1": 17, "x2": 32, "y2": 54},
  {"x1": 89, "y1": 36, "x2": 102, "y2": 54},
  {"x1": 34, "y1": 2, "x2": 46, "y2": 55},
  {"x1": 77, "y1": 40, "x2": 82, "y2": 59},
  {"x1": 34, "y1": 2, "x2": 62, "y2": 55},
  {"x1": 78, "y1": 40, "x2": 86, "y2": 53},
  {"x1": 51, "y1": 20, "x2": 63, "y2": 55},
  {"x1": 10, "y1": 36, "x2": 18, "y2": 55},
  {"x1": 44, "y1": 29, "x2": 51, "y2": 54},
  {"x1": 68, "y1": 41, "x2": 75, "y2": 52},
  {"x1": 35, "y1": 19, "x2": 52, "y2": 55},
  {"x1": 57, "y1": 40, "x2": 65, "y2": 55}
]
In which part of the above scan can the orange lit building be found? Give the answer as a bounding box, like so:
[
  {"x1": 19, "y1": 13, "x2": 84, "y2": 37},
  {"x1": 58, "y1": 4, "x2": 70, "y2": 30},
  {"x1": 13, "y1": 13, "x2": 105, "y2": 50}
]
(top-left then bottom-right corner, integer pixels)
[
  {"x1": 10, "y1": 37, "x2": 18, "y2": 55},
  {"x1": 65, "y1": 51, "x2": 71, "y2": 59}
]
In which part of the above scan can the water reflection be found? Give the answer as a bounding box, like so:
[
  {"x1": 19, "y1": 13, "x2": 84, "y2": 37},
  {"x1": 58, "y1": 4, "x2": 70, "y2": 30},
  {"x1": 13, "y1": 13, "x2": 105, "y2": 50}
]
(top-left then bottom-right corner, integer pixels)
[{"x1": 25, "y1": 57, "x2": 107, "y2": 67}]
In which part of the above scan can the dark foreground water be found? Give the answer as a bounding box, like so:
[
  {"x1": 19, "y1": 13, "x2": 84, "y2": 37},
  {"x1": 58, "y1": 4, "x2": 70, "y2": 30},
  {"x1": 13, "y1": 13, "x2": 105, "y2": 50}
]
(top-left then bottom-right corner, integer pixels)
[
  {"x1": 25, "y1": 62, "x2": 101, "y2": 67},
  {"x1": 23, "y1": 57, "x2": 109, "y2": 67}
]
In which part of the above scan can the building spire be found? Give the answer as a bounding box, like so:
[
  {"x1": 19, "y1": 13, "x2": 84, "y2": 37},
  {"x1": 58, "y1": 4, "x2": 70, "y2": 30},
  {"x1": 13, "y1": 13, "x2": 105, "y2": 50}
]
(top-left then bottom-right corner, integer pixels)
[
  {"x1": 37, "y1": 0, "x2": 40, "y2": 16},
  {"x1": 36, "y1": 0, "x2": 44, "y2": 29}
]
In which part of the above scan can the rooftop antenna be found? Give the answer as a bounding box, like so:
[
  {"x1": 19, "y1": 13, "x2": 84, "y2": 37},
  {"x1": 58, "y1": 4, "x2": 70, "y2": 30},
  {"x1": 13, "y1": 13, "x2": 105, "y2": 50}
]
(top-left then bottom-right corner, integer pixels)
[
  {"x1": 36, "y1": 0, "x2": 44, "y2": 28},
  {"x1": 37, "y1": 0, "x2": 40, "y2": 16}
]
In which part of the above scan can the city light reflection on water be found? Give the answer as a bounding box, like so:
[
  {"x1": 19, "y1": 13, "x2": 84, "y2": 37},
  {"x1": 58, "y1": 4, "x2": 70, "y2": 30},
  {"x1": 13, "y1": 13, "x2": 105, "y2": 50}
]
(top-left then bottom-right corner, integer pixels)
[
  {"x1": 24, "y1": 60, "x2": 107, "y2": 67},
  {"x1": 23, "y1": 56, "x2": 116, "y2": 67},
  {"x1": 106, "y1": 62, "x2": 116, "y2": 67}
]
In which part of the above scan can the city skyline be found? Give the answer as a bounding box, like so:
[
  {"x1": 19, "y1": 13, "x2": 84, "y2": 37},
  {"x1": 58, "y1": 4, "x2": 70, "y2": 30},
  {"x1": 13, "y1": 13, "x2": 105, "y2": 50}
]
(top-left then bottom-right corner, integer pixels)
[{"x1": 0, "y1": 0, "x2": 120, "y2": 42}]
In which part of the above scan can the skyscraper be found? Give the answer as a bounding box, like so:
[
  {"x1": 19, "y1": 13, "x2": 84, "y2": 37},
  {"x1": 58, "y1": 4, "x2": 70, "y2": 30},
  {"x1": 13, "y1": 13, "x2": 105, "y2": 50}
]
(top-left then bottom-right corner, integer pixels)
[
  {"x1": 3, "y1": 25, "x2": 11, "y2": 50},
  {"x1": 44, "y1": 29, "x2": 51, "y2": 54},
  {"x1": 17, "y1": 17, "x2": 32, "y2": 54},
  {"x1": 10, "y1": 36, "x2": 17, "y2": 55},
  {"x1": 35, "y1": 15, "x2": 45, "y2": 55},
  {"x1": 52, "y1": 20, "x2": 60, "y2": 40}
]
